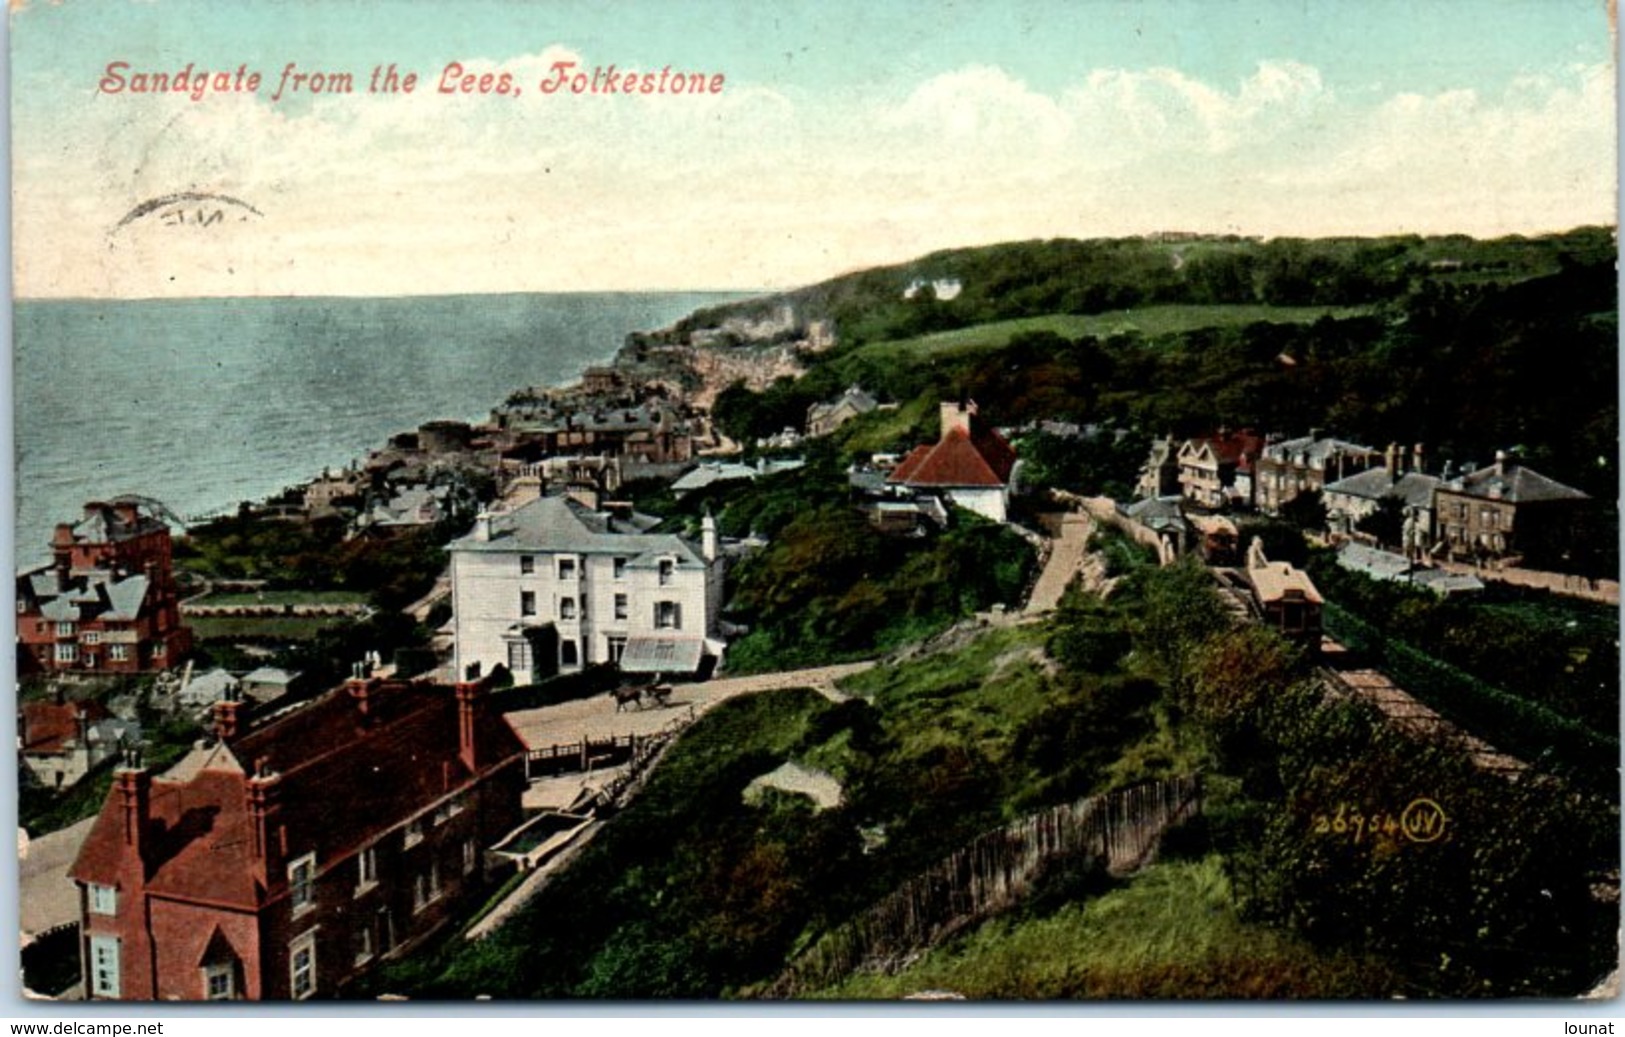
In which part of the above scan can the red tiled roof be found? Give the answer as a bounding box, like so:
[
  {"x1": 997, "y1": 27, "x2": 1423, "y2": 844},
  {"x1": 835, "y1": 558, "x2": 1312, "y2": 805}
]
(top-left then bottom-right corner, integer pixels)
[
  {"x1": 887, "y1": 445, "x2": 933, "y2": 484},
  {"x1": 20, "y1": 700, "x2": 109, "y2": 755},
  {"x1": 1200, "y1": 431, "x2": 1265, "y2": 466},
  {"x1": 70, "y1": 680, "x2": 525, "y2": 907},
  {"x1": 887, "y1": 427, "x2": 1016, "y2": 489}
]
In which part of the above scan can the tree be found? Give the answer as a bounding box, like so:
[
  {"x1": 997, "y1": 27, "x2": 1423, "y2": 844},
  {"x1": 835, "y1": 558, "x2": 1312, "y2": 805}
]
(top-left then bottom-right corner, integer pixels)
[
  {"x1": 1355, "y1": 496, "x2": 1406, "y2": 549},
  {"x1": 1128, "y1": 558, "x2": 1230, "y2": 700}
]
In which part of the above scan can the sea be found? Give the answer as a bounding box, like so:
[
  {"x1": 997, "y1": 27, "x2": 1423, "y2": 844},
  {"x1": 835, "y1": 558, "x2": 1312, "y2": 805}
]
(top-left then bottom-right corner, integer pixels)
[{"x1": 14, "y1": 292, "x2": 746, "y2": 569}]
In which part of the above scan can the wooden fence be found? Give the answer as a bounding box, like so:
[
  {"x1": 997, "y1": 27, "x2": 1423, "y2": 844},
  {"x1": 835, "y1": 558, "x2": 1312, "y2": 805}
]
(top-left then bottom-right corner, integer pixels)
[
  {"x1": 765, "y1": 774, "x2": 1202, "y2": 997},
  {"x1": 523, "y1": 706, "x2": 700, "y2": 788}
]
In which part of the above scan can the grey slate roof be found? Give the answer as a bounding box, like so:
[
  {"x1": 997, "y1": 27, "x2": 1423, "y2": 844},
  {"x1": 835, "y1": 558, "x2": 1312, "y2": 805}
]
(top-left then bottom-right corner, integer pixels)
[
  {"x1": 1324, "y1": 469, "x2": 1442, "y2": 511},
  {"x1": 1260, "y1": 435, "x2": 1376, "y2": 468},
  {"x1": 178, "y1": 668, "x2": 241, "y2": 706},
  {"x1": 449, "y1": 495, "x2": 705, "y2": 567},
  {"x1": 1335, "y1": 542, "x2": 1483, "y2": 596},
  {"x1": 1441, "y1": 462, "x2": 1590, "y2": 504},
  {"x1": 1121, "y1": 496, "x2": 1189, "y2": 535},
  {"x1": 22, "y1": 568, "x2": 150, "y2": 622}
]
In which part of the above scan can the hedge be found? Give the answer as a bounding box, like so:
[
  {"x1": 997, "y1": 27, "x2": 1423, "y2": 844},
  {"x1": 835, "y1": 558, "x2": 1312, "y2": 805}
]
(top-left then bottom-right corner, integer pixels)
[{"x1": 1322, "y1": 603, "x2": 1616, "y2": 793}]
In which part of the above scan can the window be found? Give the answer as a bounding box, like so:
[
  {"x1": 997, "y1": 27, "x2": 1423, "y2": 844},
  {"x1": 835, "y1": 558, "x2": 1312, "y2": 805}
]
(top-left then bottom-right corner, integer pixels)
[
  {"x1": 558, "y1": 557, "x2": 576, "y2": 580},
  {"x1": 507, "y1": 639, "x2": 532, "y2": 673},
  {"x1": 90, "y1": 936, "x2": 120, "y2": 998},
  {"x1": 82, "y1": 631, "x2": 101, "y2": 645},
  {"x1": 655, "y1": 601, "x2": 680, "y2": 630},
  {"x1": 89, "y1": 883, "x2": 117, "y2": 916},
  {"x1": 658, "y1": 559, "x2": 674, "y2": 586},
  {"x1": 153, "y1": 643, "x2": 166, "y2": 659},
  {"x1": 613, "y1": 557, "x2": 627, "y2": 580},
  {"x1": 289, "y1": 853, "x2": 316, "y2": 914},
  {"x1": 56, "y1": 621, "x2": 75, "y2": 637},
  {"x1": 353, "y1": 924, "x2": 374, "y2": 966},
  {"x1": 404, "y1": 819, "x2": 425, "y2": 849},
  {"x1": 290, "y1": 934, "x2": 316, "y2": 999},
  {"x1": 204, "y1": 962, "x2": 235, "y2": 1000},
  {"x1": 434, "y1": 796, "x2": 465, "y2": 825},
  {"x1": 519, "y1": 554, "x2": 535, "y2": 574},
  {"x1": 462, "y1": 839, "x2": 477, "y2": 876},
  {"x1": 520, "y1": 591, "x2": 536, "y2": 617},
  {"x1": 54, "y1": 643, "x2": 77, "y2": 663},
  {"x1": 561, "y1": 640, "x2": 579, "y2": 667},
  {"x1": 109, "y1": 644, "x2": 128, "y2": 662},
  {"x1": 614, "y1": 594, "x2": 628, "y2": 621},
  {"x1": 414, "y1": 861, "x2": 442, "y2": 913},
  {"x1": 560, "y1": 597, "x2": 576, "y2": 620},
  {"x1": 356, "y1": 847, "x2": 377, "y2": 893},
  {"x1": 607, "y1": 636, "x2": 627, "y2": 665}
]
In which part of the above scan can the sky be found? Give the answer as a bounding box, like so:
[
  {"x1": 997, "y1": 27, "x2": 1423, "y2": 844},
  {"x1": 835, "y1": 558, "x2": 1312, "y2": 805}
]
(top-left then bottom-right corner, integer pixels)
[{"x1": 7, "y1": 0, "x2": 1617, "y2": 297}]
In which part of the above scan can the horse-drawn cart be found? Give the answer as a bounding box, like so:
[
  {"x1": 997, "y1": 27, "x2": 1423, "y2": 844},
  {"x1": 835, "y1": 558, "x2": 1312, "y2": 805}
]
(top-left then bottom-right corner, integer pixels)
[{"x1": 611, "y1": 673, "x2": 675, "y2": 711}]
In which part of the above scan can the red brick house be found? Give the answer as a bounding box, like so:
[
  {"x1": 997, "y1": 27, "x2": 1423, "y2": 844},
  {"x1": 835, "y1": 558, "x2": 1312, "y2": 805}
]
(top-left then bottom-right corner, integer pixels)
[
  {"x1": 16, "y1": 501, "x2": 191, "y2": 675},
  {"x1": 69, "y1": 675, "x2": 525, "y2": 1000}
]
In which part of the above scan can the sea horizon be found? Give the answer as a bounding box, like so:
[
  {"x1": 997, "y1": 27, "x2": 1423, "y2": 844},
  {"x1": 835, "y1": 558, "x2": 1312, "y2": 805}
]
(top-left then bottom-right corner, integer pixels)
[{"x1": 13, "y1": 291, "x2": 748, "y2": 567}]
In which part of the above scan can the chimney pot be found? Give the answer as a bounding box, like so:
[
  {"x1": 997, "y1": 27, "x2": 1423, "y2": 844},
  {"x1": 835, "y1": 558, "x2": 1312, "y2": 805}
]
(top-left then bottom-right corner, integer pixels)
[{"x1": 213, "y1": 698, "x2": 244, "y2": 742}]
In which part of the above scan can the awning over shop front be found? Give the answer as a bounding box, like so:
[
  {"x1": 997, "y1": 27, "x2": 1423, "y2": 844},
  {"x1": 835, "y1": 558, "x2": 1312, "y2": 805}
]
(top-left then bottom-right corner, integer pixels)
[{"x1": 620, "y1": 636, "x2": 707, "y2": 674}]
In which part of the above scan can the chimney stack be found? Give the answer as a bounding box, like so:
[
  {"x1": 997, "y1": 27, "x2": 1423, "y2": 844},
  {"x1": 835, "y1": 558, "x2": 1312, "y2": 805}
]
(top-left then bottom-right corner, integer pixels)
[
  {"x1": 113, "y1": 751, "x2": 152, "y2": 865},
  {"x1": 940, "y1": 401, "x2": 973, "y2": 440},
  {"x1": 348, "y1": 671, "x2": 380, "y2": 720},
  {"x1": 701, "y1": 510, "x2": 718, "y2": 564},
  {"x1": 455, "y1": 681, "x2": 483, "y2": 773},
  {"x1": 213, "y1": 687, "x2": 245, "y2": 742},
  {"x1": 1411, "y1": 443, "x2": 1425, "y2": 476},
  {"x1": 245, "y1": 761, "x2": 284, "y2": 884}
]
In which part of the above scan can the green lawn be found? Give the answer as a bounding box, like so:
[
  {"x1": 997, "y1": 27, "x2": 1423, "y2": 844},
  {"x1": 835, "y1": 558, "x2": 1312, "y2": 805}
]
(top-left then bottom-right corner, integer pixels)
[
  {"x1": 846, "y1": 304, "x2": 1374, "y2": 366},
  {"x1": 193, "y1": 589, "x2": 369, "y2": 606},
  {"x1": 814, "y1": 855, "x2": 1400, "y2": 999},
  {"x1": 188, "y1": 615, "x2": 353, "y2": 641}
]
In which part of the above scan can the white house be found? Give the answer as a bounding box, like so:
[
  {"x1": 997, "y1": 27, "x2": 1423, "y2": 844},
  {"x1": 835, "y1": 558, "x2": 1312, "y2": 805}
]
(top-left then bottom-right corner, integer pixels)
[
  {"x1": 884, "y1": 402, "x2": 1017, "y2": 523},
  {"x1": 448, "y1": 495, "x2": 725, "y2": 683}
]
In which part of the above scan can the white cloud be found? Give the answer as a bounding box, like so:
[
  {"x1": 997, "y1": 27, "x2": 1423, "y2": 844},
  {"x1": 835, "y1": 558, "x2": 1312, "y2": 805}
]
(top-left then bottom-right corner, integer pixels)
[{"x1": 12, "y1": 52, "x2": 1614, "y2": 297}]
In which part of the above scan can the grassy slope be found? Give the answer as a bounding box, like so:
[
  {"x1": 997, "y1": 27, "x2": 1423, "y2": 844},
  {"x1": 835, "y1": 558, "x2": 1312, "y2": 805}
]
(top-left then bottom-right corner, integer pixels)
[
  {"x1": 842, "y1": 304, "x2": 1374, "y2": 366},
  {"x1": 826, "y1": 303, "x2": 1372, "y2": 451},
  {"x1": 814, "y1": 855, "x2": 1400, "y2": 1000}
]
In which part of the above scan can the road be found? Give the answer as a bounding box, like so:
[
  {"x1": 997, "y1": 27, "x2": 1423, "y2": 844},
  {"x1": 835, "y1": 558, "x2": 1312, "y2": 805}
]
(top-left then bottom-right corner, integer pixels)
[
  {"x1": 19, "y1": 816, "x2": 97, "y2": 943},
  {"x1": 1024, "y1": 510, "x2": 1107, "y2": 614},
  {"x1": 502, "y1": 660, "x2": 875, "y2": 754}
]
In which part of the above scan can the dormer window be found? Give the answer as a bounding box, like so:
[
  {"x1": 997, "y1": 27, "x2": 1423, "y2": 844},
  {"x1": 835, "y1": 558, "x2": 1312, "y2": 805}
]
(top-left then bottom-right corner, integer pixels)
[{"x1": 203, "y1": 962, "x2": 236, "y2": 1000}]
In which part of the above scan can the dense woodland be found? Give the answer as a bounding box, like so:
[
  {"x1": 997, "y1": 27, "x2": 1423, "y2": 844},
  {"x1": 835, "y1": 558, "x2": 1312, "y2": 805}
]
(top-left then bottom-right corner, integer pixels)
[{"x1": 702, "y1": 228, "x2": 1615, "y2": 506}]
